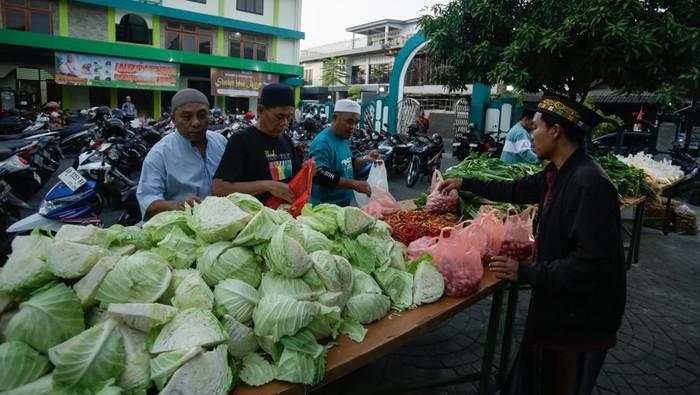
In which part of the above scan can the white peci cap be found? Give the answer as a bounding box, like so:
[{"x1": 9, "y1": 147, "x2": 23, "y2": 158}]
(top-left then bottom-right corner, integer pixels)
[{"x1": 334, "y1": 99, "x2": 361, "y2": 114}]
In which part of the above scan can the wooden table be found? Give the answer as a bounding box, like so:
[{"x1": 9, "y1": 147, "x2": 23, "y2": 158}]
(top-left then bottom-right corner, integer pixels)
[{"x1": 234, "y1": 272, "x2": 507, "y2": 395}]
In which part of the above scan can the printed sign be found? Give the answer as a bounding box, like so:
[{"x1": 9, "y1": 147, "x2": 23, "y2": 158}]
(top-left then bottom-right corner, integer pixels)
[
  {"x1": 55, "y1": 52, "x2": 179, "y2": 90},
  {"x1": 211, "y1": 68, "x2": 279, "y2": 97}
]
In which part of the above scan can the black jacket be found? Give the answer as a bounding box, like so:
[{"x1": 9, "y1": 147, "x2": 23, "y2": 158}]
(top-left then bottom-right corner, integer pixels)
[{"x1": 462, "y1": 149, "x2": 626, "y2": 343}]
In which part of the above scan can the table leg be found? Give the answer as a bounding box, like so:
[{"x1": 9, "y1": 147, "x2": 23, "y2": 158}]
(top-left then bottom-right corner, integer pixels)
[
  {"x1": 497, "y1": 283, "x2": 520, "y2": 386},
  {"x1": 633, "y1": 200, "x2": 646, "y2": 264},
  {"x1": 479, "y1": 287, "x2": 504, "y2": 394}
]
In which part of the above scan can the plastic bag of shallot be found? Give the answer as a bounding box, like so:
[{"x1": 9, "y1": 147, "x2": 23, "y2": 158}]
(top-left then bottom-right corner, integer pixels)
[
  {"x1": 426, "y1": 170, "x2": 459, "y2": 213},
  {"x1": 500, "y1": 207, "x2": 536, "y2": 263}
]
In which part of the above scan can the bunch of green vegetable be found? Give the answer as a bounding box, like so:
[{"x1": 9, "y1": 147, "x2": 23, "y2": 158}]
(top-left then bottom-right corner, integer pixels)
[
  {"x1": 595, "y1": 154, "x2": 656, "y2": 199},
  {"x1": 444, "y1": 153, "x2": 540, "y2": 182},
  {"x1": 416, "y1": 154, "x2": 539, "y2": 218},
  {"x1": 0, "y1": 196, "x2": 445, "y2": 394}
]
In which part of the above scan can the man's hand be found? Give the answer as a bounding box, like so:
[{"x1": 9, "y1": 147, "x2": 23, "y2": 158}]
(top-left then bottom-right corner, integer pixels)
[
  {"x1": 357, "y1": 150, "x2": 381, "y2": 165},
  {"x1": 178, "y1": 196, "x2": 201, "y2": 209},
  {"x1": 267, "y1": 181, "x2": 294, "y2": 202},
  {"x1": 353, "y1": 180, "x2": 372, "y2": 196},
  {"x1": 488, "y1": 256, "x2": 519, "y2": 281},
  {"x1": 366, "y1": 150, "x2": 381, "y2": 162},
  {"x1": 437, "y1": 178, "x2": 463, "y2": 195}
]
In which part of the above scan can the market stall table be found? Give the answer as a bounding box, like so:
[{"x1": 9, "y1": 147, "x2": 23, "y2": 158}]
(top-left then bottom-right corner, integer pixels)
[{"x1": 234, "y1": 272, "x2": 510, "y2": 395}]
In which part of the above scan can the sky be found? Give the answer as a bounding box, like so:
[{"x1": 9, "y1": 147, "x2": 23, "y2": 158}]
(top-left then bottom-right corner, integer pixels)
[{"x1": 300, "y1": 0, "x2": 449, "y2": 49}]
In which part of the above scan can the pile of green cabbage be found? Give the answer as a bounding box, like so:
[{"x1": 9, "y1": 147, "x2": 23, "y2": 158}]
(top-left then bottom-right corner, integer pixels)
[{"x1": 0, "y1": 195, "x2": 444, "y2": 393}]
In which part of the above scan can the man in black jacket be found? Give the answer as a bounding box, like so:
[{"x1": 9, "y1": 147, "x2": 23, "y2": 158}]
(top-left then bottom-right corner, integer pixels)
[{"x1": 439, "y1": 95, "x2": 626, "y2": 394}]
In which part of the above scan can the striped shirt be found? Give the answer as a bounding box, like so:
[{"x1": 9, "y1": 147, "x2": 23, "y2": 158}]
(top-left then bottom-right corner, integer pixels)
[{"x1": 500, "y1": 122, "x2": 539, "y2": 165}]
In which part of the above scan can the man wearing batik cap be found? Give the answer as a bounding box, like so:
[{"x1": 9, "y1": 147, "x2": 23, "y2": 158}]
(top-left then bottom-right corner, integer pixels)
[
  {"x1": 212, "y1": 83, "x2": 300, "y2": 203},
  {"x1": 439, "y1": 94, "x2": 626, "y2": 394},
  {"x1": 136, "y1": 88, "x2": 227, "y2": 219},
  {"x1": 309, "y1": 99, "x2": 378, "y2": 206}
]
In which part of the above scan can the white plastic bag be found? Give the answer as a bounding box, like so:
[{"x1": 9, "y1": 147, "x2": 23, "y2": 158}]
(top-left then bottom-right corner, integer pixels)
[{"x1": 355, "y1": 161, "x2": 389, "y2": 208}]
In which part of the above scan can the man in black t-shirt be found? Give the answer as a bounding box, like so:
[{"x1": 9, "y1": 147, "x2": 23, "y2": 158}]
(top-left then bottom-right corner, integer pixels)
[{"x1": 212, "y1": 84, "x2": 300, "y2": 203}]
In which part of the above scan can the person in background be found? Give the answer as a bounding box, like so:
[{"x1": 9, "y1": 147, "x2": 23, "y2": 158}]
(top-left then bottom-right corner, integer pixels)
[
  {"x1": 212, "y1": 84, "x2": 300, "y2": 203},
  {"x1": 500, "y1": 108, "x2": 539, "y2": 164},
  {"x1": 121, "y1": 96, "x2": 137, "y2": 119},
  {"x1": 309, "y1": 99, "x2": 378, "y2": 207},
  {"x1": 416, "y1": 110, "x2": 430, "y2": 134},
  {"x1": 136, "y1": 88, "x2": 227, "y2": 219},
  {"x1": 439, "y1": 94, "x2": 625, "y2": 394}
]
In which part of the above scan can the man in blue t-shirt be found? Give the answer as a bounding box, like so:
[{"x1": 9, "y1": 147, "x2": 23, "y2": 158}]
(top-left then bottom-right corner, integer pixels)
[
  {"x1": 500, "y1": 108, "x2": 539, "y2": 165},
  {"x1": 309, "y1": 99, "x2": 377, "y2": 206}
]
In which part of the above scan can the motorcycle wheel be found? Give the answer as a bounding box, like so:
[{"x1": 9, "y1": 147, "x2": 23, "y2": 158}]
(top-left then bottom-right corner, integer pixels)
[{"x1": 406, "y1": 156, "x2": 420, "y2": 187}]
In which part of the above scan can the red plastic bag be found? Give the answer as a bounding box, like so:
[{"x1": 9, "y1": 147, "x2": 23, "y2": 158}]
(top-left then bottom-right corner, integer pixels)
[
  {"x1": 452, "y1": 221, "x2": 489, "y2": 259},
  {"x1": 500, "y1": 207, "x2": 536, "y2": 263},
  {"x1": 407, "y1": 236, "x2": 439, "y2": 260},
  {"x1": 426, "y1": 170, "x2": 458, "y2": 213},
  {"x1": 362, "y1": 188, "x2": 401, "y2": 219},
  {"x1": 265, "y1": 159, "x2": 316, "y2": 217},
  {"x1": 426, "y1": 228, "x2": 484, "y2": 297},
  {"x1": 471, "y1": 206, "x2": 505, "y2": 265}
]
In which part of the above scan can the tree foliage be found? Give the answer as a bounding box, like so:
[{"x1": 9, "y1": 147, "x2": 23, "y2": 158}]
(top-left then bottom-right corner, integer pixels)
[
  {"x1": 420, "y1": 0, "x2": 699, "y2": 102},
  {"x1": 322, "y1": 57, "x2": 348, "y2": 87}
]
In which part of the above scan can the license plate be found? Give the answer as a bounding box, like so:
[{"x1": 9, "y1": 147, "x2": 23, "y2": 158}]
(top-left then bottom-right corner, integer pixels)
[
  {"x1": 58, "y1": 167, "x2": 87, "y2": 192},
  {"x1": 452, "y1": 142, "x2": 462, "y2": 147}
]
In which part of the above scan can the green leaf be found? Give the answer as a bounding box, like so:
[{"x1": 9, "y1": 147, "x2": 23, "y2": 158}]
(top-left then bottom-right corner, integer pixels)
[
  {"x1": 187, "y1": 196, "x2": 252, "y2": 243},
  {"x1": 214, "y1": 279, "x2": 260, "y2": 323},
  {"x1": 279, "y1": 328, "x2": 324, "y2": 359},
  {"x1": 48, "y1": 319, "x2": 125, "y2": 390},
  {"x1": 252, "y1": 295, "x2": 320, "y2": 342},
  {"x1": 96, "y1": 251, "x2": 172, "y2": 304},
  {"x1": 106, "y1": 303, "x2": 177, "y2": 332},
  {"x1": 48, "y1": 241, "x2": 107, "y2": 279},
  {"x1": 4, "y1": 283, "x2": 85, "y2": 352},
  {"x1": 258, "y1": 272, "x2": 314, "y2": 301},
  {"x1": 197, "y1": 243, "x2": 262, "y2": 288},
  {"x1": 222, "y1": 315, "x2": 258, "y2": 359},
  {"x1": 0, "y1": 341, "x2": 50, "y2": 391},
  {"x1": 160, "y1": 345, "x2": 232, "y2": 395},
  {"x1": 263, "y1": 225, "x2": 312, "y2": 279},
  {"x1": 373, "y1": 266, "x2": 414, "y2": 311},
  {"x1": 274, "y1": 347, "x2": 326, "y2": 385},
  {"x1": 340, "y1": 319, "x2": 367, "y2": 343},
  {"x1": 150, "y1": 309, "x2": 228, "y2": 354},
  {"x1": 116, "y1": 325, "x2": 150, "y2": 391},
  {"x1": 153, "y1": 226, "x2": 200, "y2": 269},
  {"x1": 240, "y1": 353, "x2": 276, "y2": 387},
  {"x1": 170, "y1": 271, "x2": 214, "y2": 311},
  {"x1": 149, "y1": 347, "x2": 202, "y2": 387}
]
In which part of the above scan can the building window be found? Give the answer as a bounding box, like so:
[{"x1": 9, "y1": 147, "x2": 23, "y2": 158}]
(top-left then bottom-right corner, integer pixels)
[
  {"x1": 165, "y1": 21, "x2": 212, "y2": 54},
  {"x1": 236, "y1": 0, "x2": 263, "y2": 15},
  {"x1": 304, "y1": 69, "x2": 313, "y2": 85},
  {"x1": 2, "y1": 0, "x2": 52, "y2": 34},
  {"x1": 116, "y1": 14, "x2": 152, "y2": 45},
  {"x1": 369, "y1": 63, "x2": 391, "y2": 84},
  {"x1": 230, "y1": 32, "x2": 270, "y2": 61},
  {"x1": 351, "y1": 65, "x2": 367, "y2": 85}
]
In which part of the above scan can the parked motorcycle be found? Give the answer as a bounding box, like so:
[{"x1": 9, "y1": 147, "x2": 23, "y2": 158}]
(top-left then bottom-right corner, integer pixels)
[{"x1": 406, "y1": 133, "x2": 444, "y2": 187}]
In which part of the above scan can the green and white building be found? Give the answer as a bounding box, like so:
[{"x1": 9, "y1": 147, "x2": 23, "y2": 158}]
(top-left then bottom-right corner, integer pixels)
[{"x1": 0, "y1": 0, "x2": 304, "y2": 117}]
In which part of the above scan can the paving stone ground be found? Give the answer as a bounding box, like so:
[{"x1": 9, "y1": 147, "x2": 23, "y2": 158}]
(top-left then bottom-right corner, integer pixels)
[{"x1": 317, "y1": 154, "x2": 700, "y2": 395}]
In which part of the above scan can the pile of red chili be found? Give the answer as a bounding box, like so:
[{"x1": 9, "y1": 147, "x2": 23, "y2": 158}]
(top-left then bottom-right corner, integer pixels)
[{"x1": 384, "y1": 210, "x2": 459, "y2": 245}]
